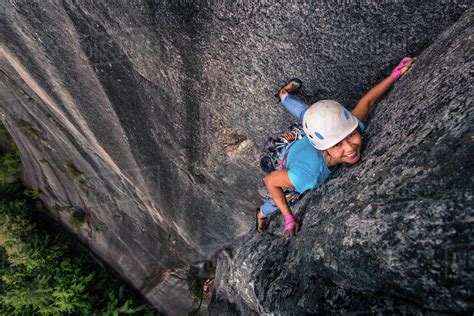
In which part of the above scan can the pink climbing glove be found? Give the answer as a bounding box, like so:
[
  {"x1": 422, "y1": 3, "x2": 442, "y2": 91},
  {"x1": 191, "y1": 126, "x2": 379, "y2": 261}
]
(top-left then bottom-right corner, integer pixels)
[
  {"x1": 284, "y1": 213, "x2": 301, "y2": 237},
  {"x1": 391, "y1": 57, "x2": 414, "y2": 81}
]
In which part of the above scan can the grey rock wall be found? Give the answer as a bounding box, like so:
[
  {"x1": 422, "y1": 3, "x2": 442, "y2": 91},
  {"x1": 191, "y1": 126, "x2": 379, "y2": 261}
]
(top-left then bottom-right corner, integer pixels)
[
  {"x1": 0, "y1": 0, "x2": 471, "y2": 314},
  {"x1": 209, "y1": 8, "x2": 473, "y2": 315}
]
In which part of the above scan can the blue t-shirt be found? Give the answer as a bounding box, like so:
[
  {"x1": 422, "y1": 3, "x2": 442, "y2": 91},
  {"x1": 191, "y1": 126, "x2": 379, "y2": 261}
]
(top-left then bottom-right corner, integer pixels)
[{"x1": 286, "y1": 118, "x2": 365, "y2": 193}]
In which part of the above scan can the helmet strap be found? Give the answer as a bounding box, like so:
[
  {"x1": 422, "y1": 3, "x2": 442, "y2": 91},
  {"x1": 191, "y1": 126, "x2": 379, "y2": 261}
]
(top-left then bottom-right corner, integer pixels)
[{"x1": 321, "y1": 150, "x2": 333, "y2": 166}]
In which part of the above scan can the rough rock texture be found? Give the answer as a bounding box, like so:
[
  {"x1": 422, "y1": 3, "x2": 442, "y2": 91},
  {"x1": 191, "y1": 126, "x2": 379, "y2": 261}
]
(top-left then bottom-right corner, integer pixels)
[
  {"x1": 209, "y1": 8, "x2": 473, "y2": 315},
  {"x1": 0, "y1": 0, "x2": 471, "y2": 314}
]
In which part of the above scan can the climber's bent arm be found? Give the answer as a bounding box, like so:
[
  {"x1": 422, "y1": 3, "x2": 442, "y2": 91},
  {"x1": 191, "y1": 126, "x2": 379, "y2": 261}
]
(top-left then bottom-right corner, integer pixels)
[
  {"x1": 264, "y1": 170, "x2": 295, "y2": 216},
  {"x1": 352, "y1": 75, "x2": 395, "y2": 122}
]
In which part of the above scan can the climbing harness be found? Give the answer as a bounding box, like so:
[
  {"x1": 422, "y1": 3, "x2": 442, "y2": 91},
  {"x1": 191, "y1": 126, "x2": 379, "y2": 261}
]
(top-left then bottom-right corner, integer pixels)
[
  {"x1": 259, "y1": 123, "x2": 305, "y2": 173},
  {"x1": 259, "y1": 123, "x2": 307, "y2": 206}
]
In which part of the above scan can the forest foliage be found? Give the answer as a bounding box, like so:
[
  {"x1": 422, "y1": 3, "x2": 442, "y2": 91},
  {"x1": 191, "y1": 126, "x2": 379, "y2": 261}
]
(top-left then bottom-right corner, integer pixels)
[{"x1": 0, "y1": 125, "x2": 155, "y2": 315}]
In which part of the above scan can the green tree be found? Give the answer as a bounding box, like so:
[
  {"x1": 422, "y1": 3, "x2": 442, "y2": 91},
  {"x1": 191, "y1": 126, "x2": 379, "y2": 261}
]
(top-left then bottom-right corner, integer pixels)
[{"x1": 0, "y1": 124, "x2": 155, "y2": 315}]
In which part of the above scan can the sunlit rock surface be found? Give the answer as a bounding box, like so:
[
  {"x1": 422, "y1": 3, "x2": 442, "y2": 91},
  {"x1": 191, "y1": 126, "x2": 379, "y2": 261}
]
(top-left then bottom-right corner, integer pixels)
[{"x1": 0, "y1": 1, "x2": 471, "y2": 314}]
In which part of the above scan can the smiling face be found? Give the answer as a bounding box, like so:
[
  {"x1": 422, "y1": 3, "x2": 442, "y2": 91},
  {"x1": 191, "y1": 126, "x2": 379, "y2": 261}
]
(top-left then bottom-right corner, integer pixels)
[{"x1": 324, "y1": 129, "x2": 363, "y2": 165}]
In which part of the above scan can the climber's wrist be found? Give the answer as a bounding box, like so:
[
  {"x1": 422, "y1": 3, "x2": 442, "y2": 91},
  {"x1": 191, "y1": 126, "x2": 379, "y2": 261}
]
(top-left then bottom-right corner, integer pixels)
[
  {"x1": 284, "y1": 213, "x2": 295, "y2": 224},
  {"x1": 391, "y1": 69, "x2": 402, "y2": 81},
  {"x1": 388, "y1": 75, "x2": 396, "y2": 84}
]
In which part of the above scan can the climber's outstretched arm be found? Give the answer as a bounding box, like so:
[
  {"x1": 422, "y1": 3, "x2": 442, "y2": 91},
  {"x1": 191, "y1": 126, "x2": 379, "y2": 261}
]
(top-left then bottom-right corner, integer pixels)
[
  {"x1": 352, "y1": 57, "x2": 414, "y2": 122},
  {"x1": 352, "y1": 75, "x2": 395, "y2": 122}
]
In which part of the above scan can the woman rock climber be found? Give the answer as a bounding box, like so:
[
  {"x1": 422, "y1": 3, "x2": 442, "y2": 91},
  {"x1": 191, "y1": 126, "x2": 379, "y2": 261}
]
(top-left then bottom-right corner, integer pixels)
[{"x1": 257, "y1": 57, "x2": 414, "y2": 237}]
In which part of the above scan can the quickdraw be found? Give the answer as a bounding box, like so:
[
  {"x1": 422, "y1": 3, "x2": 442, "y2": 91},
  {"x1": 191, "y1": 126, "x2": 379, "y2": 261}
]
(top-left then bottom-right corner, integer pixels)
[{"x1": 260, "y1": 123, "x2": 305, "y2": 173}]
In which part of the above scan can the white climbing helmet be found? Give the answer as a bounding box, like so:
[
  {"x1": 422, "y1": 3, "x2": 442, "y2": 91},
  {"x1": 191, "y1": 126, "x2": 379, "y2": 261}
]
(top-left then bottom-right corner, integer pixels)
[{"x1": 302, "y1": 100, "x2": 358, "y2": 150}]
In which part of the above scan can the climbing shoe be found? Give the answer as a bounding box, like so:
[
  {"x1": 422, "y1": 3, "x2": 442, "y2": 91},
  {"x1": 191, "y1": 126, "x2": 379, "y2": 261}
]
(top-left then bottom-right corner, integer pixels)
[
  {"x1": 275, "y1": 78, "x2": 303, "y2": 102},
  {"x1": 256, "y1": 208, "x2": 268, "y2": 233}
]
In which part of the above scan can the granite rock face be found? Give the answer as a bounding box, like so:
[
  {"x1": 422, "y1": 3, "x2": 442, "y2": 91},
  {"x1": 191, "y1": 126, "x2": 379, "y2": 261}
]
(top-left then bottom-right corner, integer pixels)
[
  {"x1": 209, "y1": 9, "x2": 473, "y2": 315},
  {"x1": 0, "y1": 1, "x2": 471, "y2": 314}
]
